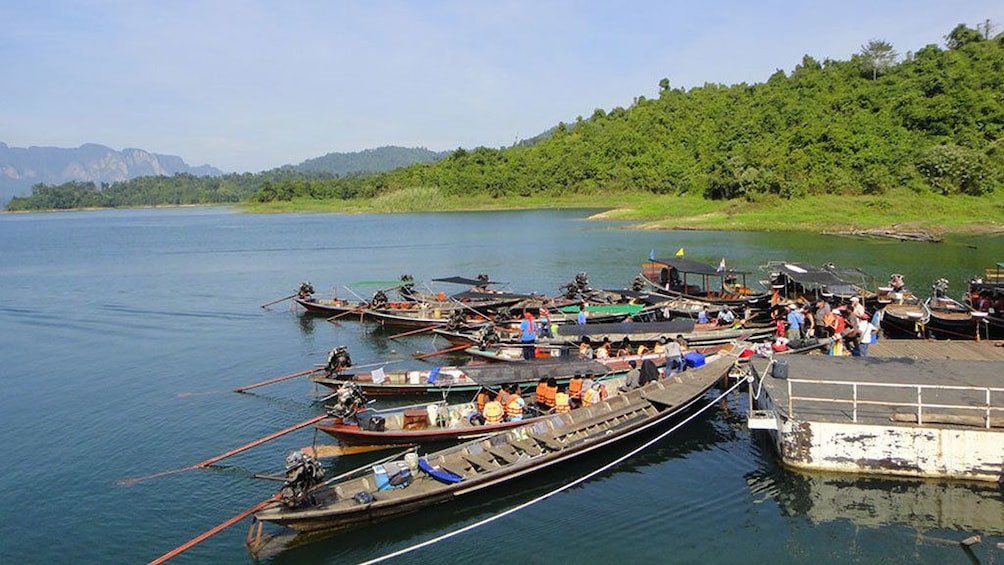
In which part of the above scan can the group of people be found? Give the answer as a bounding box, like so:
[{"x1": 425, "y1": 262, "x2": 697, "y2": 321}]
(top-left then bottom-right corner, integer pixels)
[
  {"x1": 773, "y1": 296, "x2": 879, "y2": 357},
  {"x1": 468, "y1": 372, "x2": 612, "y2": 425}
]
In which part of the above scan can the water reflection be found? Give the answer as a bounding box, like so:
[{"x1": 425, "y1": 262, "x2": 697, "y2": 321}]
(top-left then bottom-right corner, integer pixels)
[
  {"x1": 747, "y1": 444, "x2": 1004, "y2": 536},
  {"x1": 255, "y1": 399, "x2": 738, "y2": 562}
]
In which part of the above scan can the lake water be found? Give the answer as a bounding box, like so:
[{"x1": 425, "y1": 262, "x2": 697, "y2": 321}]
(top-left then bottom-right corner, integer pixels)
[{"x1": 1, "y1": 207, "x2": 1002, "y2": 564}]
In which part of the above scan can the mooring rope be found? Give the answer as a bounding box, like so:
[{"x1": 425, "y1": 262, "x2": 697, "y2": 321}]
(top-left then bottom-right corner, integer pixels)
[{"x1": 357, "y1": 374, "x2": 747, "y2": 565}]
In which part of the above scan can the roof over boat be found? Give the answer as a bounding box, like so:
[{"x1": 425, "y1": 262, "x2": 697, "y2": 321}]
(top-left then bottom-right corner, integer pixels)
[
  {"x1": 459, "y1": 358, "x2": 611, "y2": 386},
  {"x1": 769, "y1": 262, "x2": 851, "y2": 285},
  {"x1": 645, "y1": 258, "x2": 751, "y2": 276},
  {"x1": 554, "y1": 319, "x2": 698, "y2": 338},
  {"x1": 432, "y1": 276, "x2": 503, "y2": 286}
]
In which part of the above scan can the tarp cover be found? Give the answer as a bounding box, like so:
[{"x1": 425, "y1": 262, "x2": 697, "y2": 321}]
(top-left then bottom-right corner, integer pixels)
[
  {"x1": 553, "y1": 319, "x2": 698, "y2": 338},
  {"x1": 773, "y1": 263, "x2": 849, "y2": 286},
  {"x1": 459, "y1": 358, "x2": 611, "y2": 386},
  {"x1": 432, "y1": 276, "x2": 503, "y2": 286}
]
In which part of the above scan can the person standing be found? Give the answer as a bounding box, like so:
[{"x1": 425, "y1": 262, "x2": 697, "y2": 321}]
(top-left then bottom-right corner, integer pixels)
[
  {"x1": 576, "y1": 304, "x2": 588, "y2": 325},
  {"x1": 519, "y1": 311, "x2": 537, "y2": 360},
  {"x1": 785, "y1": 304, "x2": 803, "y2": 341},
  {"x1": 857, "y1": 315, "x2": 878, "y2": 357}
]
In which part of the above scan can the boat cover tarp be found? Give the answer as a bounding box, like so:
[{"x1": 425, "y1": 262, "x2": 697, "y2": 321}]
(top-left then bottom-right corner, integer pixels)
[
  {"x1": 459, "y1": 358, "x2": 611, "y2": 386},
  {"x1": 557, "y1": 303, "x2": 644, "y2": 315},
  {"x1": 553, "y1": 319, "x2": 698, "y2": 338},
  {"x1": 450, "y1": 290, "x2": 535, "y2": 301},
  {"x1": 432, "y1": 276, "x2": 504, "y2": 286},
  {"x1": 773, "y1": 263, "x2": 850, "y2": 286}
]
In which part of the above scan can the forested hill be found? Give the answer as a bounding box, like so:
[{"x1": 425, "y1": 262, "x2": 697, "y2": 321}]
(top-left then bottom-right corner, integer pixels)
[
  {"x1": 293, "y1": 146, "x2": 447, "y2": 175},
  {"x1": 5, "y1": 146, "x2": 442, "y2": 211},
  {"x1": 252, "y1": 23, "x2": 1003, "y2": 204},
  {"x1": 7, "y1": 23, "x2": 1004, "y2": 212}
]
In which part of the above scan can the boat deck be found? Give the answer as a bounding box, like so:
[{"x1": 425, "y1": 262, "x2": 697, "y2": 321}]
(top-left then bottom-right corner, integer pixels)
[
  {"x1": 754, "y1": 352, "x2": 1004, "y2": 428},
  {"x1": 867, "y1": 339, "x2": 1004, "y2": 361}
]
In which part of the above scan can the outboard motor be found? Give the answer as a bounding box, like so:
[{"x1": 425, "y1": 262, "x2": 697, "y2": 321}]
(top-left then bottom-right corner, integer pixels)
[
  {"x1": 931, "y1": 278, "x2": 950, "y2": 299},
  {"x1": 325, "y1": 381, "x2": 368, "y2": 419},
  {"x1": 399, "y1": 274, "x2": 416, "y2": 300},
  {"x1": 279, "y1": 450, "x2": 324, "y2": 507},
  {"x1": 324, "y1": 346, "x2": 353, "y2": 376},
  {"x1": 446, "y1": 309, "x2": 466, "y2": 331},
  {"x1": 370, "y1": 290, "x2": 389, "y2": 308},
  {"x1": 475, "y1": 322, "x2": 500, "y2": 348}
]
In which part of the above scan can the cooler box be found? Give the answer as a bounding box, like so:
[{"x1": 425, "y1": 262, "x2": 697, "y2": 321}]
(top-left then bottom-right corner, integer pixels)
[{"x1": 683, "y1": 351, "x2": 705, "y2": 368}]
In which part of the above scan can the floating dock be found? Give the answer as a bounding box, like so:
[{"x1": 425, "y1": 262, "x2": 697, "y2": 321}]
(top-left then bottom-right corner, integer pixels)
[{"x1": 746, "y1": 342, "x2": 1004, "y2": 482}]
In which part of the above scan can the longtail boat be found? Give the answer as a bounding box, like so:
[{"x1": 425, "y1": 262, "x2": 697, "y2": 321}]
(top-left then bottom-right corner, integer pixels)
[
  {"x1": 248, "y1": 352, "x2": 737, "y2": 543},
  {"x1": 311, "y1": 357, "x2": 616, "y2": 396},
  {"x1": 641, "y1": 256, "x2": 771, "y2": 311},
  {"x1": 312, "y1": 372, "x2": 631, "y2": 446}
]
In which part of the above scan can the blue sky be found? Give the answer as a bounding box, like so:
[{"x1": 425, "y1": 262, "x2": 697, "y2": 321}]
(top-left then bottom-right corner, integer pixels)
[{"x1": 2, "y1": 1, "x2": 1002, "y2": 173}]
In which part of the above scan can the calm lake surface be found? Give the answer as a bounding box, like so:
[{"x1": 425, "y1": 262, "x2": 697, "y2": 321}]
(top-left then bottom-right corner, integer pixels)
[{"x1": 1, "y1": 207, "x2": 1002, "y2": 564}]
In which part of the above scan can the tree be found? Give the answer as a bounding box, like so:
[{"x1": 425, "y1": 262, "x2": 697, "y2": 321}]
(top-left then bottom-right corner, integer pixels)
[
  {"x1": 945, "y1": 24, "x2": 982, "y2": 49},
  {"x1": 976, "y1": 19, "x2": 997, "y2": 40},
  {"x1": 860, "y1": 40, "x2": 898, "y2": 79}
]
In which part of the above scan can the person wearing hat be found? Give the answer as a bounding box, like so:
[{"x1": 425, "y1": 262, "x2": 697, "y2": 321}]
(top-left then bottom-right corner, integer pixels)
[
  {"x1": 785, "y1": 303, "x2": 804, "y2": 341},
  {"x1": 850, "y1": 296, "x2": 867, "y2": 320},
  {"x1": 519, "y1": 311, "x2": 537, "y2": 360}
]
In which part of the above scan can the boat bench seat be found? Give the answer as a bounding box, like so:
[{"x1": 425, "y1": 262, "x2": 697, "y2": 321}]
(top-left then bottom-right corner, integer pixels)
[
  {"x1": 510, "y1": 437, "x2": 544, "y2": 456},
  {"x1": 529, "y1": 432, "x2": 562, "y2": 451},
  {"x1": 462, "y1": 451, "x2": 496, "y2": 471},
  {"x1": 436, "y1": 459, "x2": 471, "y2": 479},
  {"x1": 486, "y1": 445, "x2": 519, "y2": 464},
  {"x1": 569, "y1": 403, "x2": 646, "y2": 430}
]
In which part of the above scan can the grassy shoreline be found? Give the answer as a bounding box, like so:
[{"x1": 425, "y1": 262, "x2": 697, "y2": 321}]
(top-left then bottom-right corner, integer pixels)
[{"x1": 240, "y1": 188, "x2": 1004, "y2": 235}]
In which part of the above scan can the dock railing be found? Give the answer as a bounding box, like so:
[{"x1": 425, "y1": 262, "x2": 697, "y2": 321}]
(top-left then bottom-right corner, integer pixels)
[{"x1": 785, "y1": 379, "x2": 1004, "y2": 429}]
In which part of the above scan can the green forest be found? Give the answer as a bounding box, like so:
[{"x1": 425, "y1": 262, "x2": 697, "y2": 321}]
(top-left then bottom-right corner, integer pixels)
[{"x1": 7, "y1": 23, "x2": 1004, "y2": 214}]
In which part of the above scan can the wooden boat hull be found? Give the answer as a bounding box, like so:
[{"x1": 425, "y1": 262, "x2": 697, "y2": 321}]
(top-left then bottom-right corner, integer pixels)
[
  {"x1": 924, "y1": 297, "x2": 980, "y2": 340},
  {"x1": 294, "y1": 297, "x2": 365, "y2": 317},
  {"x1": 252, "y1": 354, "x2": 737, "y2": 534},
  {"x1": 312, "y1": 358, "x2": 617, "y2": 396},
  {"x1": 878, "y1": 302, "x2": 929, "y2": 339}
]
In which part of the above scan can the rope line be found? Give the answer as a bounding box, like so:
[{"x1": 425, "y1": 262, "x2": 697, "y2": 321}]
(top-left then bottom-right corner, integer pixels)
[{"x1": 357, "y1": 374, "x2": 746, "y2": 565}]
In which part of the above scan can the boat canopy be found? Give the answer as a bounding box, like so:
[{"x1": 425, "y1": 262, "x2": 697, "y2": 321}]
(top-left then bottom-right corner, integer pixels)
[
  {"x1": 458, "y1": 358, "x2": 611, "y2": 387},
  {"x1": 432, "y1": 276, "x2": 504, "y2": 286},
  {"x1": 555, "y1": 319, "x2": 698, "y2": 338},
  {"x1": 557, "y1": 303, "x2": 645, "y2": 315},
  {"x1": 650, "y1": 258, "x2": 752, "y2": 276}
]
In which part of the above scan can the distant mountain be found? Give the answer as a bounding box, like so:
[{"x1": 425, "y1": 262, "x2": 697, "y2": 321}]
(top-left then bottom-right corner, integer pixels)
[
  {"x1": 291, "y1": 146, "x2": 448, "y2": 175},
  {"x1": 0, "y1": 142, "x2": 222, "y2": 203}
]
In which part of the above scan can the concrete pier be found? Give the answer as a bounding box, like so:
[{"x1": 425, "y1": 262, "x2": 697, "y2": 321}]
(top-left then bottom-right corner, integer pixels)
[{"x1": 746, "y1": 345, "x2": 1004, "y2": 482}]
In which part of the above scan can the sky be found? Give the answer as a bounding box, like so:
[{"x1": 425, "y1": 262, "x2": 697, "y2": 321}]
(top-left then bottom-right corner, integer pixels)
[{"x1": 2, "y1": 1, "x2": 1003, "y2": 173}]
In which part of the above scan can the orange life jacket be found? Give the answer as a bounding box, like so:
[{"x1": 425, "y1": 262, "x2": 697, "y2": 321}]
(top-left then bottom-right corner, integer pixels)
[
  {"x1": 568, "y1": 377, "x2": 584, "y2": 398},
  {"x1": 554, "y1": 392, "x2": 570, "y2": 413},
  {"x1": 540, "y1": 384, "x2": 557, "y2": 408},
  {"x1": 535, "y1": 382, "x2": 546, "y2": 403},
  {"x1": 476, "y1": 392, "x2": 488, "y2": 413},
  {"x1": 483, "y1": 401, "x2": 504, "y2": 424},
  {"x1": 581, "y1": 387, "x2": 600, "y2": 407},
  {"x1": 505, "y1": 394, "x2": 523, "y2": 418}
]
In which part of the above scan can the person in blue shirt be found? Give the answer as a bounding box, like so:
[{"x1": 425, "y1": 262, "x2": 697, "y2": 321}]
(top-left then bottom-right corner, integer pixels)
[
  {"x1": 519, "y1": 311, "x2": 537, "y2": 360},
  {"x1": 576, "y1": 304, "x2": 587, "y2": 325},
  {"x1": 785, "y1": 303, "x2": 803, "y2": 341},
  {"x1": 697, "y1": 306, "x2": 710, "y2": 324}
]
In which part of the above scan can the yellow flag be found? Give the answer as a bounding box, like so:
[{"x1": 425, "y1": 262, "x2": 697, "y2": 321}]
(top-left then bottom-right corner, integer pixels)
[{"x1": 675, "y1": 247, "x2": 685, "y2": 257}]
